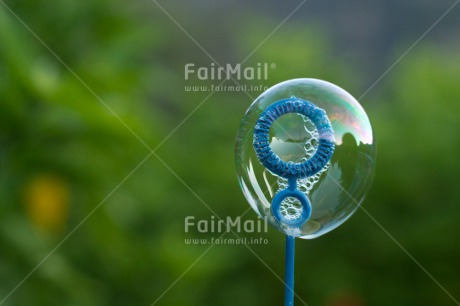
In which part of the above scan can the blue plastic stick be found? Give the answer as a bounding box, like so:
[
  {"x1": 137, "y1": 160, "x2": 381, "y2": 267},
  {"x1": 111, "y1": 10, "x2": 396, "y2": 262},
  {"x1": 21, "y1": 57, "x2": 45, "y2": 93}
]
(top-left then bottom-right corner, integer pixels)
[
  {"x1": 251, "y1": 97, "x2": 336, "y2": 306},
  {"x1": 285, "y1": 235, "x2": 295, "y2": 306}
]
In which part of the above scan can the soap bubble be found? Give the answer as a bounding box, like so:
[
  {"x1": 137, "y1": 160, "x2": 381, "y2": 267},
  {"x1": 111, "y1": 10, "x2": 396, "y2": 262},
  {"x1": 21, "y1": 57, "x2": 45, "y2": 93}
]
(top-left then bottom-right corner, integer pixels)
[{"x1": 235, "y1": 79, "x2": 376, "y2": 239}]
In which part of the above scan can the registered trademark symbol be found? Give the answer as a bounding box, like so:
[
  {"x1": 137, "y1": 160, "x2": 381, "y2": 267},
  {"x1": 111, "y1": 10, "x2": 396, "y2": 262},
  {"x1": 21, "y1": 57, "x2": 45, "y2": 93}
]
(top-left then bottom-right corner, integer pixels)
[{"x1": 270, "y1": 63, "x2": 276, "y2": 69}]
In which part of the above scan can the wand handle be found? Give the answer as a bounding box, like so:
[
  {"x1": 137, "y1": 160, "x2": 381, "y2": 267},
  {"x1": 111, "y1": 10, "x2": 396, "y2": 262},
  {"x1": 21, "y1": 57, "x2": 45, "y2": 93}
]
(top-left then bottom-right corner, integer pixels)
[{"x1": 285, "y1": 235, "x2": 295, "y2": 306}]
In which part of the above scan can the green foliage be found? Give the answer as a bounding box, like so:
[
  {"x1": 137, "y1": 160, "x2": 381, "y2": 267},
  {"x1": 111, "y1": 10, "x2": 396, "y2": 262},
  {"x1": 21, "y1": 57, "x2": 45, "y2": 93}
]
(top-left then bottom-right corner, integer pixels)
[{"x1": 0, "y1": 1, "x2": 459, "y2": 306}]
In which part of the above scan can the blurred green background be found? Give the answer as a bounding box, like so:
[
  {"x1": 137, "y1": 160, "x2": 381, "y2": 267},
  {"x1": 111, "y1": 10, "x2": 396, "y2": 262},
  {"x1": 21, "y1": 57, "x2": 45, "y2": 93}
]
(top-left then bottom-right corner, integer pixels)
[{"x1": 1, "y1": 0, "x2": 459, "y2": 305}]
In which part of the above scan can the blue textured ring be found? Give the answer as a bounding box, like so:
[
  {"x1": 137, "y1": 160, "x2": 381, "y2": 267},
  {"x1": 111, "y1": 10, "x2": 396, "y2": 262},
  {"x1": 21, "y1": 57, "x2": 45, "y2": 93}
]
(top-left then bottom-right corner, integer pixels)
[
  {"x1": 270, "y1": 188, "x2": 311, "y2": 227},
  {"x1": 253, "y1": 97, "x2": 335, "y2": 179}
]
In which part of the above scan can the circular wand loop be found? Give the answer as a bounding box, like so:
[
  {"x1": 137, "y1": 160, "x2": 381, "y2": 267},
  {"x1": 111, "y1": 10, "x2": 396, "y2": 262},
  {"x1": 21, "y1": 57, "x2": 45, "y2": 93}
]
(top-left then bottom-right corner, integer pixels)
[
  {"x1": 253, "y1": 96, "x2": 335, "y2": 228},
  {"x1": 270, "y1": 177, "x2": 311, "y2": 228}
]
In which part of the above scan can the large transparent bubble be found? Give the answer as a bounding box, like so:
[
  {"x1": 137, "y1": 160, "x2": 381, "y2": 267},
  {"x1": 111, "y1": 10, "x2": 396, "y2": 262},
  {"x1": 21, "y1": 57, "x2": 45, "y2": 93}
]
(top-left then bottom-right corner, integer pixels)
[{"x1": 235, "y1": 79, "x2": 376, "y2": 239}]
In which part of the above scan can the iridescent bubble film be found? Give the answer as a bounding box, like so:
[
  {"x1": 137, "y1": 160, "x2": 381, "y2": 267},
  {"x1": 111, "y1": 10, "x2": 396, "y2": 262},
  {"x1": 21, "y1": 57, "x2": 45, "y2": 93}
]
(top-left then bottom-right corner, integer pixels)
[{"x1": 235, "y1": 79, "x2": 376, "y2": 239}]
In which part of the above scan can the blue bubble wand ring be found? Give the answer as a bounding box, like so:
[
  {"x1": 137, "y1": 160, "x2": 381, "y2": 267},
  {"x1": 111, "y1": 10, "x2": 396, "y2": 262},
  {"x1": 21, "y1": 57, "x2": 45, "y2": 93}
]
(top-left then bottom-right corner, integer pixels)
[{"x1": 253, "y1": 96, "x2": 335, "y2": 306}]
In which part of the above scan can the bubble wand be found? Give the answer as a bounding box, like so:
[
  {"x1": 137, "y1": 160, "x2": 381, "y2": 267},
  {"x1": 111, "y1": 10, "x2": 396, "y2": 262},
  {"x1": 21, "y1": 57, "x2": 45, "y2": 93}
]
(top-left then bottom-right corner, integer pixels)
[{"x1": 235, "y1": 79, "x2": 375, "y2": 305}]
